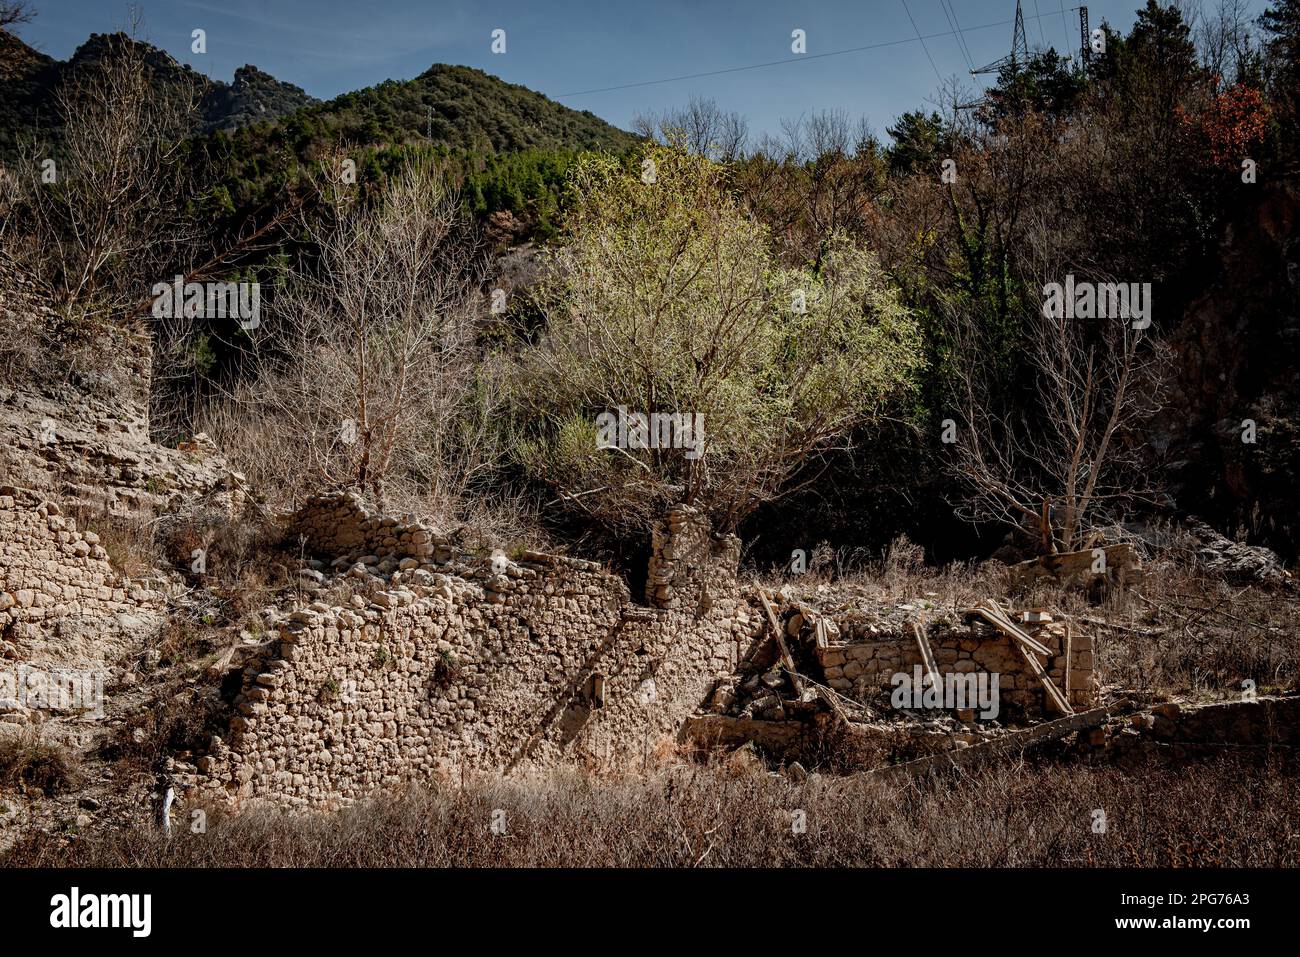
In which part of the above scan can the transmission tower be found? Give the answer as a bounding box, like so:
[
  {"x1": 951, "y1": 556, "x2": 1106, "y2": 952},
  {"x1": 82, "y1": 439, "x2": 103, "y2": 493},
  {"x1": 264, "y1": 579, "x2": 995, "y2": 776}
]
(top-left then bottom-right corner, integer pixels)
[{"x1": 971, "y1": 0, "x2": 1032, "y2": 76}]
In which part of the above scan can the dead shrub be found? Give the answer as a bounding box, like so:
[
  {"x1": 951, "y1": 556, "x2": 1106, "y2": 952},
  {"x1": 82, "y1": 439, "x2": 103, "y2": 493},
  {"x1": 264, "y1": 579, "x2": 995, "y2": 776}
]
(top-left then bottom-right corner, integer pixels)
[
  {"x1": 0, "y1": 730, "x2": 83, "y2": 796},
  {"x1": 104, "y1": 683, "x2": 227, "y2": 773},
  {"x1": 156, "y1": 507, "x2": 296, "y2": 620},
  {"x1": 63, "y1": 506, "x2": 162, "y2": 580}
]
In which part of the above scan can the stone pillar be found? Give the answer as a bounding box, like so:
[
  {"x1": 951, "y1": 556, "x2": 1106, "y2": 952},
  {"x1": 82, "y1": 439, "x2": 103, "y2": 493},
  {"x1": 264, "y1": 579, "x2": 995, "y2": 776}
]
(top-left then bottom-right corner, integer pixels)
[
  {"x1": 1065, "y1": 627, "x2": 1100, "y2": 709},
  {"x1": 644, "y1": 505, "x2": 740, "y2": 612}
]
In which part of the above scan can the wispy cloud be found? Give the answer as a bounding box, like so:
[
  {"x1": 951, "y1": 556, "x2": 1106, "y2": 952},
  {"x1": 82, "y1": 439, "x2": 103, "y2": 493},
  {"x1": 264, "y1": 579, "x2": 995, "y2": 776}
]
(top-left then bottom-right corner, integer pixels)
[{"x1": 172, "y1": 0, "x2": 462, "y2": 68}]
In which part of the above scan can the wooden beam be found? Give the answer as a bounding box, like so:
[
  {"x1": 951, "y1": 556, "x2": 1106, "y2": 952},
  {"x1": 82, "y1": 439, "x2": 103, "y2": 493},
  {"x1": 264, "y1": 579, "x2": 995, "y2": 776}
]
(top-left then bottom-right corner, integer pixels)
[
  {"x1": 966, "y1": 602, "x2": 1053, "y2": 656},
  {"x1": 757, "y1": 589, "x2": 804, "y2": 696},
  {"x1": 964, "y1": 599, "x2": 1072, "y2": 714},
  {"x1": 1010, "y1": 628, "x2": 1074, "y2": 715},
  {"x1": 910, "y1": 619, "x2": 942, "y2": 692},
  {"x1": 869, "y1": 701, "x2": 1129, "y2": 779}
]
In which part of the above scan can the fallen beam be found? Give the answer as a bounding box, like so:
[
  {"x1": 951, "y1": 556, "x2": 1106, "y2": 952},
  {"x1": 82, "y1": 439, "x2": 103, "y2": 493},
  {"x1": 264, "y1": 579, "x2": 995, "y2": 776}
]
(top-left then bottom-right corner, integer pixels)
[
  {"x1": 1011, "y1": 630, "x2": 1074, "y2": 715},
  {"x1": 868, "y1": 700, "x2": 1131, "y2": 780},
  {"x1": 966, "y1": 601, "x2": 1053, "y2": 657},
  {"x1": 758, "y1": 589, "x2": 805, "y2": 696},
  {"x1": 910, "y1": 619, "x2": 942, "y2": 691},
  {"x1": 964, "y1": 600, "x2": 1072, "y2": 714}
]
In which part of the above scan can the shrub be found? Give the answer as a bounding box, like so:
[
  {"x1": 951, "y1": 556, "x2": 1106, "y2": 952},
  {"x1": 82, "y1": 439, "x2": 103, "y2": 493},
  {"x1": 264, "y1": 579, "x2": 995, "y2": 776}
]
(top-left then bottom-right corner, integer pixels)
[{"x1": 0, "y1": 730, "x2": 83, "y2": 796}]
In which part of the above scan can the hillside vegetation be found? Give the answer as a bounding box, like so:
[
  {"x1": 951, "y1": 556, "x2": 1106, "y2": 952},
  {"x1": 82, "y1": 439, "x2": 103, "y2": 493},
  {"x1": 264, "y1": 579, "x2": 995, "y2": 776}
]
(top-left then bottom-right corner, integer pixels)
[{"x1": 1, "y1": 0, "x2": 1298, "y2": 565}]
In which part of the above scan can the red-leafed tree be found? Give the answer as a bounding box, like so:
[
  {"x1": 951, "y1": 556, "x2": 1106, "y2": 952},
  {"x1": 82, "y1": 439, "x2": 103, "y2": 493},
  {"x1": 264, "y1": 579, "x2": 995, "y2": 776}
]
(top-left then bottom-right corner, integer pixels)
[{"x1": 1200, "y1": 82, "x2": 1271, "y2": 166}]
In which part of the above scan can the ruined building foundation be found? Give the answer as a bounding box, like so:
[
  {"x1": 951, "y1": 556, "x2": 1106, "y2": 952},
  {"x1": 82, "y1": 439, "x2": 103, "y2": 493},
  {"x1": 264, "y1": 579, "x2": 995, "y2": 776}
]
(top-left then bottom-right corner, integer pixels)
[{"x1": 178, "y1": 494, "x2": 1099, "y2": 810}]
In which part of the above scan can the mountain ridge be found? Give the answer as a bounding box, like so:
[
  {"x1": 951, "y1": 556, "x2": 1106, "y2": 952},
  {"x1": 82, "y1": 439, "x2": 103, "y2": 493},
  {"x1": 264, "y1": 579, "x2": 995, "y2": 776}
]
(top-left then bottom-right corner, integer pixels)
[
  {"x1": 0, "y1": 31, "x2": 317, "y2": 156},
  {"x1": 0, "y1": 30, "x2": 634, "y2": 159}
]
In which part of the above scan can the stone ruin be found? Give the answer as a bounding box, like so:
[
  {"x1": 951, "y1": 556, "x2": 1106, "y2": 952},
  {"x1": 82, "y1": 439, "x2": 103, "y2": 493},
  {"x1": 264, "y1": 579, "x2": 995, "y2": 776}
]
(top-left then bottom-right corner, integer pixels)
[
  {"x1": 0, "y1": 485, "x2": 164, "y2": 678},
  {"x1": 0, "y1": 257, "x2": 1107, "y2": 805},
  {"x1": 171, "y1": 492, "x2": 1102, "y2": 810}
]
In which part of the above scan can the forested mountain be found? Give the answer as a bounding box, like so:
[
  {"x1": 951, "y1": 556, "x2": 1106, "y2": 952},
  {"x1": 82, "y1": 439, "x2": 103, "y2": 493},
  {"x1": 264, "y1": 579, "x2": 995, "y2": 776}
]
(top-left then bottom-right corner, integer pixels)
[
  {"x1": 0, "y1": 32, "x2": 316, "y2": 157},
  {"x1": 0, "y1": 32, "x2": 634, "y2": 161},
  {"x1": 295, "y1": 63, "x2": 636, "y2": 154}
]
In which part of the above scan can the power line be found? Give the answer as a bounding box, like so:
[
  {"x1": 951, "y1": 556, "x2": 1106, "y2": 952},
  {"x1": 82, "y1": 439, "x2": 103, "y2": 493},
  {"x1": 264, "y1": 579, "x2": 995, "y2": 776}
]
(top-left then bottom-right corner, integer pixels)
[
  {"x1": 940, "y1": 0, "x2": 976, "y2": 72},
  {"x1": 948, "y1": 1, "x2": 979, "y2": 70},
  {"x1": 556, "y1": 9, "x2": 1066, "y2": 99},
  {"x1": 1031, "y1": 0, "x2": 1049, "y2": 49},
  {"x1": 1058, "y1": 0, "x2": 1073, "y2": 54},
  {"x1": 901, "y1": 0, "x2": 944, "y2": 85}
]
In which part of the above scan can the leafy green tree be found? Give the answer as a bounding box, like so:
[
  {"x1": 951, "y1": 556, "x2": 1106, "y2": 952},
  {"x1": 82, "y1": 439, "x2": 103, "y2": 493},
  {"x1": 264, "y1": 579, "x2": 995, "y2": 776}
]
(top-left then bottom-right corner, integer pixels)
[
  {"x1": 1093, "y1": 1, "x2": 1202, "y2": 115},
  {"x1": 515, "y1": 145, "x2": 923, "y2": 534},
  {"x1": 987, "y1": 50, "x2": 1086, "y2": 119}
]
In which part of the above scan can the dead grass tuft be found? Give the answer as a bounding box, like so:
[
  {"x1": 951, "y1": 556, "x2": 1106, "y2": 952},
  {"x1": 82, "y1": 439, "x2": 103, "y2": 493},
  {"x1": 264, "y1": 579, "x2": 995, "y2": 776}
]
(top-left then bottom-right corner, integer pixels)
[{"x1": 0, "y1": 730, "x2": 83, "y2": 797}]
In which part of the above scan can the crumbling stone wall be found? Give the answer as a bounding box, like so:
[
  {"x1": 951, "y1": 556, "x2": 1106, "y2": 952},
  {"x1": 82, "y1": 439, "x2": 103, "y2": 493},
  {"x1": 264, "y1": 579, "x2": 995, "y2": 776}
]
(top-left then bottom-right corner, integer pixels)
[
  {"x1": 191, "y1": 497, "x2": 761, "y2": 808},
  {"x1": 1, "y1": 258, "x2": 241, "y2": 517},
  {"x1": 289, "y1": 492, "x2": 451, "y2": 563},
  {"x1": 817, "y1": 617, "x2": 1098, "y2": 716},
  {"x1": 646, "y1": 504, "x2": 741, "y2": 612},
  {"x1": 0, "y1": 485, "x2": 161, "y2": 673},
  {"x1": 186, "y1": 491, "x2": 1103, "y2": 808}
]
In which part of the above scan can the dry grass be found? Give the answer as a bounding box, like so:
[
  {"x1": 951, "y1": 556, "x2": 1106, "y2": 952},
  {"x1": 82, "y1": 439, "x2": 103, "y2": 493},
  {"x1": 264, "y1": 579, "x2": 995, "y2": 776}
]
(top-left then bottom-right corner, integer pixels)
[
  {"x1": 0, "y1": 730, "x2": 83, "y2": 797},
  {"x1": 155, "y1": 506, "x2": 298, "y2": 621},
  {"x1": 64, "y1": 506, "x2": 164, "y2": 580},
  {"x1": 100, "y1": 681, "x2": 229, "y2": 775},
  {"x1": 1040, "y1": 564, "x2": 1300, "y2": 700},
  {"x1": 4, "y1": 754, "x2": 1296, "y2": 867},
  {"x1": 196, "y1": 383, "x2": 550, "y2": 556}
]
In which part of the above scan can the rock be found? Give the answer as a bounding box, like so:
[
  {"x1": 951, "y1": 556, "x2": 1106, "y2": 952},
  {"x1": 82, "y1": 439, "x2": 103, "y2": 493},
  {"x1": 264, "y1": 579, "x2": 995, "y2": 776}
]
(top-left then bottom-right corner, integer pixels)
[{"x1": 1187, "y1": 519, "x2": 1291, "y2": 586}]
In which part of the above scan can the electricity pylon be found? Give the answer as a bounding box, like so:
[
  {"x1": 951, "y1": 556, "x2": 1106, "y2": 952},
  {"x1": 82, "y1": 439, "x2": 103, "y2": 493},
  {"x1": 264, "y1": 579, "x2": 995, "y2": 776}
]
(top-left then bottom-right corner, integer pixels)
[{"x1": 971, "y1": 0, "x2": 1031, "y2": 76}]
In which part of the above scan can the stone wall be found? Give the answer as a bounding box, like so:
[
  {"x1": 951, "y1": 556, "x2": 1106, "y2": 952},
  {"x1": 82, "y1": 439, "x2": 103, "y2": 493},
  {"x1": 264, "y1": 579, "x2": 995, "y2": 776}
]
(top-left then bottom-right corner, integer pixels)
[
  {"x1": 0, "y1": 485, "x2": 161, "y2": 673},
  {"x1": 289, "y1": 492, "x2": 451, "y2": 563},
  {"x1": 186, "y1": 491, "x2": 1103, "y2": 808},
  {"x1": 1, "y1": 257, "x2": 241, "y2": 518},
  {"x1": 816, "y1": 617, "x2": 1098, "y2": 717},
  {"x1": 645, "y1": 504, "x2": 741, "y2": 612},
  {"x1": 191, "y1": 499, "x2": 762, "y2": 808}
]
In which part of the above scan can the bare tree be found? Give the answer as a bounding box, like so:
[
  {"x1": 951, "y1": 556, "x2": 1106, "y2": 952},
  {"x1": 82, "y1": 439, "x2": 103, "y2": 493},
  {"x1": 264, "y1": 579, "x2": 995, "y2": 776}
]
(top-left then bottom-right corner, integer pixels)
[
  {"x1": 737, "y1": 110, "x2": 885, "y2": 266},
  {"x1": 1195, "y1": 0, "x2": 1259, "y2": 82},
  {"x1": 946, "y1": 262, "x2": 1170, "y2": 555},
  {"x1": 634, "y1": 95, "x2": 749, "y2": 161},
  {"x1": 0, "y1": 1, "x2": 35, "y2": 30},
  {"x1": 230, "y1": 155, "x2": 491, "y2": 509},
  {"x1": 10, "y1": 34, "x2": 199, "y2": 316}
]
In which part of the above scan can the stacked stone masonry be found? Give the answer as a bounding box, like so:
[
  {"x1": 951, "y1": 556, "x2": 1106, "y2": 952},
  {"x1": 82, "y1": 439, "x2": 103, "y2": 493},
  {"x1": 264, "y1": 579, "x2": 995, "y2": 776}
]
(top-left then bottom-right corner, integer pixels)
[
  {"x1": 815, "y1": 617, "x2": 1099, "y2": 715},
  {"x1": 1, "y1": 263, "x2": 242, "y2": 518},
  {"x1": 188, "y1": 492, "x2": 1103, "y2": 809},
  {"x1": 0, "y1": 485, "x2": 161, "y2": 671},
  {"x1": 194, "y1": 496, "x2": 762, "y2": 808}
]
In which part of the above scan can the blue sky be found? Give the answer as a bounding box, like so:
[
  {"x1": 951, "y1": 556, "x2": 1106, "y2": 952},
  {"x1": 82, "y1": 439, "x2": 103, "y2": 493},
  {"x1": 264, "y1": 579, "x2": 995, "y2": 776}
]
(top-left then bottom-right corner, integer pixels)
[{"x1": 13, "y1": 0, "x2": 1272, "y2": 140}]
